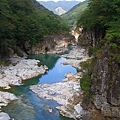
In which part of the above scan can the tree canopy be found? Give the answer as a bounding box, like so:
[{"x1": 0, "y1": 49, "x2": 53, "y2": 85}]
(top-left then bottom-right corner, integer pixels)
[
  {"x1": 77, "y1": 0, "x2": 120, "y2": 39},
  {"x1": 0, "y1": 0, "x2": 69, "y2": 57},
  {"x1": 61, "y1": 0, "x2": 88, "y2": 26}
]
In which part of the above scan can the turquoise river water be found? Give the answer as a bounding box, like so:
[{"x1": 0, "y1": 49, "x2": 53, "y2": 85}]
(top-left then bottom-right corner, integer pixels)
[{"x1": 2, "y1": 54, "x2": 77, "y2": 120}]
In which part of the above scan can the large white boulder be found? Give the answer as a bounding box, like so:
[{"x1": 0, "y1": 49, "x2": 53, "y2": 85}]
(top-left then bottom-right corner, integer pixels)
[
  {"x1": 0, "y1": 91, "x2": 18, "y2": 108},
  {"x1": 0, "y1": 58, "x2": 47, "y2": 89},
  {"x1": 0, "y1": 112, "x2": 10, "y2": 120}
]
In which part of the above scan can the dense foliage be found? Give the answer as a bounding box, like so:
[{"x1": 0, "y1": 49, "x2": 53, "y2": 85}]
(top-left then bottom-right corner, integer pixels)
[
  {"x1": 77, "y1": 0, "x2": 120, "y2": 40},
  {"x1": 77, "y1": 0, "x2": 120, "y2": 102},
  {"x1": 77, "y1": 0, "x2": 120, "y2": 62},
  {"x1": 0, "y1": 0, "x2": 69, "y2": 57}
]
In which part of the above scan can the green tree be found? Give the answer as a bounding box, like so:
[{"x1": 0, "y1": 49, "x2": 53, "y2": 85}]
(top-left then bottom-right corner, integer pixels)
[
  {"x1": 77, "y1": 0, "x2": 120, "y2": 39},
  {"x1": 0, "y1": 0, "x2": 16, "y2": 56},
  {"x1": 0, "y1": 0, "x2": 69, "y2": 58}
]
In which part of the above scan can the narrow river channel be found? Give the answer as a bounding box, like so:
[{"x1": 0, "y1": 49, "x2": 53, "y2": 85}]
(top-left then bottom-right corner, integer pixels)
[{"x1": 2, "y1": 54, "x2": 77, "y2": 120}]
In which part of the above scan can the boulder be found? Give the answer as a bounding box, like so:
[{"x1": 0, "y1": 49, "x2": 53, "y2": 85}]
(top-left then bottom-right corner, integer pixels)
[
  {"x1": 0, "y1": 112, "x2": 10, "y2": 120},
  {"x1": 0, "y1": 91, "x2": 18, "y2": 108},
  {"x1": 0, "y1": 57, "x2": 47, "y2": 89}
]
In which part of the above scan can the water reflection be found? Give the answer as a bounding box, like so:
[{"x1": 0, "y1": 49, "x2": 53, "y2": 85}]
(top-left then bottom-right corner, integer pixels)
[
  {"x1": 2, "y1": 54, "x2": 75, "y2": 120},
  {"x1": 39, "y1": 57, "x2": 77, "y2": 84},
  {"x1": 29, "y1": 54, "x2": 59, "y2": 69}
]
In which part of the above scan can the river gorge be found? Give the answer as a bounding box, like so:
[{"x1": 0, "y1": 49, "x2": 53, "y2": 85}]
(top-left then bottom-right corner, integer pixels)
[{"x1": 0, "y1": 46, "x2": 89, "y2": 120}]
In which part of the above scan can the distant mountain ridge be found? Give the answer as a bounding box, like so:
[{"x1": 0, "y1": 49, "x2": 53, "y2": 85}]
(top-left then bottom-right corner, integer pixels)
[
  {"x1": 55, "y1": 6, "x2": 66, "y2": 15},
  {"x1": 39, "y1": 1, "x2": 80, "y2": 15},
  {"x1": 61, "y1": 0, "x2": 88, "y2": 25}
]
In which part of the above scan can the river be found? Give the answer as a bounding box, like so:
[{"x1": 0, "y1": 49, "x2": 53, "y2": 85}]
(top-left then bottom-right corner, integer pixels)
[{"x1": 2, "y1": 54, "x2": 77, "y2": 120}]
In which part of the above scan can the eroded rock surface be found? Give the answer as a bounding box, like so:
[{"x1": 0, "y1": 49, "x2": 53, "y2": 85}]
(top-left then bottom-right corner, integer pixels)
[
  {"x1": 30, "y1": 72, "x2": 83, "y2": 119},
  {"x1": 0, "y1": 55, "x2": 48, "y2": 89},
  {"x1": 0, "y1": 92, "x2": 17, "y2": 120},
  {"x1": 77, "y1": 31, "x2": 120, "y2": 120},
  {"x1": 62, "y1": 47, "x2": 89, "y2": 70},
  {"x1": 0, "y1": 112, "x2": 11, "y2": 120},
  {"x1": 0, "y1": 55, "x2": 48, "y2": 119},
  {"x1": 30, "y1": 46, "x2": 90, "y2": 119},
  {"x1": 0, "y1": 91, "x2": 18, "y2": 109},
  {"x1": 26, "y1": 35, "x2": 76, "y2": 54}
]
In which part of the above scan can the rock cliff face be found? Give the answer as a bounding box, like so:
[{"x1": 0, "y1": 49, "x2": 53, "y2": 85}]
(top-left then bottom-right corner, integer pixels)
[
  {"x1": 78, "y1": 29, "x2": 120, "y2": 120},
  {"x1": 90, "y1": 44, "x2": 120, "y2": 120},
  {"x1": 78, "y1": 29, "x2": 105, "y2": 47},
  {"x1": 25, "y1": 35, "x2": 76, "y2": 54}
]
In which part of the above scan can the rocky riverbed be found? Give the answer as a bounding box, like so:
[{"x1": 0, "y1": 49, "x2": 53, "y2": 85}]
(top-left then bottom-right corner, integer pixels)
[
  {"x1": 0, "y1": 55, "x2": 48, "y2": 89},
  {"x1": 30, "y1": 72, "x2": 83, "y2": 119},
  {"x1": 0, "y1": 46, "x2": 90, "y2": 120},
  {"x1": 0, "y1": 91, "x2": 18, "y2": 120},
  {"x1": 0, "y1": 55, "x2": 48, "y2": 120},
  {"x1": 30, "y1": 47, "x2": 90, "y2": 119},
  {"x1": 61, "y1": 46, "x2": 89, "y2": 70}
]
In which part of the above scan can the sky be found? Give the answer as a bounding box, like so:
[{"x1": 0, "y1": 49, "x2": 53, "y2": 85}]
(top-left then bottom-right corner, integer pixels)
[{"x1": 36, "y1": 0, "x2": 85, "y2": 2}]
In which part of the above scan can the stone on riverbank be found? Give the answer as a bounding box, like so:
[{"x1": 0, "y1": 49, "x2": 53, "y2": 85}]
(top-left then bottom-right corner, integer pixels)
[
  {"x1": 30, "y1": 46, "x2": 90, "y2": 119},
  {"x1": 62, "y1": 47, "x2": 87, "y2": 60},
  {"x1": 0, "y1": 55, "x2": 48, "y2": 119},
  {"x1": 0, "y1": 112, "x2": 11, "y2": 120},
  {"x1": 0, "y1": 91, "x2": 18, "y2": 109},
  {"x1": 61, "y1": 47, "x2": 90, "y2": 70},
  {"x1": 30, "y1": 72, "x2": 83, "y2": 119},
  {"x1": 0, "y1": 56, "x2": 48, "y2": 89}
]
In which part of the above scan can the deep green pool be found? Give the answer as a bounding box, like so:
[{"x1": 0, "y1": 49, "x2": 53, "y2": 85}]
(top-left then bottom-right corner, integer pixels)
[{"x1": 2, "y1": 54, "x2": 77, "y2": 120}]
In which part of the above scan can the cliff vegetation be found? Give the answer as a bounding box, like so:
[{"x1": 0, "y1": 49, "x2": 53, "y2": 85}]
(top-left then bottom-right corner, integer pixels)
[{"x1": 77, "y1": 0, "x2": 120, "y2": 119}]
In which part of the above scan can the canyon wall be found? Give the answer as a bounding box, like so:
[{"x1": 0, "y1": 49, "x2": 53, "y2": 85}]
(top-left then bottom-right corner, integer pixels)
[{"x1": 78, "y1": 29, "x2": 120, "y2": 120}]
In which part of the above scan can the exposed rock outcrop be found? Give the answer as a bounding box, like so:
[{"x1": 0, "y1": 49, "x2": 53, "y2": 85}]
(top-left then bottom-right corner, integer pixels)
[
  {"x1": 61, "y1": 46, "x2": 89, "y2": 70},
  {"x1": 0, "y1": 91, "x2": 18, "y2": 109},
  {"x1": 77, "y1": 28, "x2": 120, "y2": 120},
  {"x1": 30, "y1": 72, "x2": 83, "y2": 119},
  {"x1": 0, "y1": 54, "x2": 48, "y2": 119},
  {"x1": 0, "y1": 55, "x2": 48, "y2": 89},
  {"x1": 78, "y1": 28, "x2": 105, "y2": 47},
  {"x1": 0, "y1": 92, "x2": 17, "y2": 120},
  {"x1": 0, "y1": 112, "x2": 11, "y2": 120},
  {"x1": 89, "y1": 44, "x2": 120, "y2": 120},
  {"x1": 30, "y1": 47, "x2": 90, "y2": 119},
  {"x1": 25, "y1": 35, "x2": 76, "y2": 54},
  {"x1": 80, "y1": 44, "x2": 120, "y2": 120}
]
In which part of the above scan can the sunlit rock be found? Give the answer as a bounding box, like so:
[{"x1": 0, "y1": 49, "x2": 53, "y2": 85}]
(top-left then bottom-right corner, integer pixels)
[
  {"x1": 0, "y1": 91, "x2": 18, "y2": 108},
  {"x1": 0, "y1": 56, "x2": 47, "y2": 89},
  {"x1": 30, "y1": 72, "x2": 82, "y2": 119},
  {"x1": 0, "y1": 112, "x2": 10, "y2": 120}
]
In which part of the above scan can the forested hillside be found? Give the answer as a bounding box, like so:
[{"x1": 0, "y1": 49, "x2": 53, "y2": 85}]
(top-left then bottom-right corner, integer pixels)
[
  {"x1": 76, "y1": 0, "x2": 120, "y2": 119},
  {"x1": 77, "y1": 0, "x2": 120, "y2": 54},
  {"x1": 0, "y1": 0, "x2": 69, "y2": 58},
  {"x1": 61, "y1": 0, "x2": 88, "y2": 26}
]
